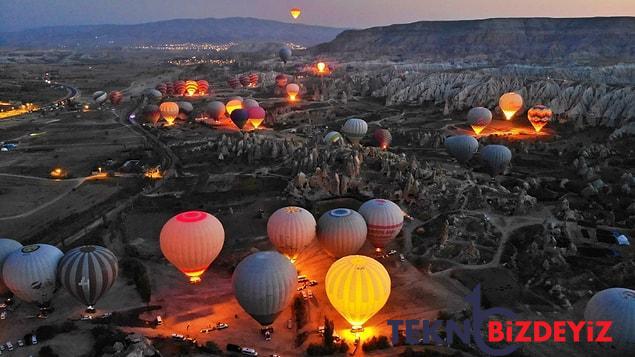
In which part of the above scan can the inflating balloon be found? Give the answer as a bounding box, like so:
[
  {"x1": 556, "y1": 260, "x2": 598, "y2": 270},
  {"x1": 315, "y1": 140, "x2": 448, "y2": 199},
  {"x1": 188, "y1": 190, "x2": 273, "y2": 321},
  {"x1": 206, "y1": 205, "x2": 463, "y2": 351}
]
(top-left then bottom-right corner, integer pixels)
[
  {"x1": 499, "y1": 92, "x2": 523, "y2": 120},
  {"x1": 527, "y1": 105, "x2": 552, "y2": 132},
  {"x1": 467, "y1": 107, "x2": 492, "y2": 135}
]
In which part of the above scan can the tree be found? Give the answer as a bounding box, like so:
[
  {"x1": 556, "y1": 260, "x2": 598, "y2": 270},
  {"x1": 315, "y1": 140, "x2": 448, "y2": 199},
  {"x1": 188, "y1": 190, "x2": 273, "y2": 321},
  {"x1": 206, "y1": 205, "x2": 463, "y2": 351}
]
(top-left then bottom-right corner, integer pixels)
[
  {"x1": 292, "y1": 295, "x2": 308, "y2": 329},
  {"x1": 323, "y1": 317, "x2": 335, "y2": 347}
]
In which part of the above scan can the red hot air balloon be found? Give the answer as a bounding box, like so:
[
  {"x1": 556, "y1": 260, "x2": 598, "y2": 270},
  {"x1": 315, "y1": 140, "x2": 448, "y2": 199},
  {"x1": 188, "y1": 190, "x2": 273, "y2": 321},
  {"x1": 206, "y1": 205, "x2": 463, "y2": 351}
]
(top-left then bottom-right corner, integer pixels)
[
  {"x1": 160, "y1": 211, "x2": 225, "y2": 284},
  {"x1": 174, "y1": 81, "x2": 186, "y2": 96},
  {"x1": 239, "y1": 75, "x2": 251, "y2": 88},
  {"x1": 160, "y1": 102, "x2": 179, "y2": 126},
  {"x1": 373, "y1": 128, "x2": 392, "y2": 149},
  {"x1": 108, "y1": 91, "x2": 123, "y2": 105},
  {"x1": 359, "y1": 199, "x2": 404, "y2": 251},
  {"x1": 185, "y1": 80, "x2": 198, "y2": 96},
  {"x1": 197, "y1": 80, "x2": 209, "y2": 95},
  {"x1": 275, "y1": 74, "x2": 288, "y2": 88},
  {"x1": 527, "y1": 105, "x2": 553, "y2": 133},
  {"x1": 144, "y1": 104, "x2": 161, "y2": 125},
  {"x1": 227, "y1": 77, "x2": 240, "y2": 89},
  {"x1": 155, "y1": 83, "x2": 167, "y2": 96},
  {"x1": 165, "y1": 82, "x2": 174, "y2": 96},
  {"x1": 248, "y1": 73, "x2": 259, "y2": 87},
  {"x1": 247, "y1": 106, "x2": 266, "y2": 129}
]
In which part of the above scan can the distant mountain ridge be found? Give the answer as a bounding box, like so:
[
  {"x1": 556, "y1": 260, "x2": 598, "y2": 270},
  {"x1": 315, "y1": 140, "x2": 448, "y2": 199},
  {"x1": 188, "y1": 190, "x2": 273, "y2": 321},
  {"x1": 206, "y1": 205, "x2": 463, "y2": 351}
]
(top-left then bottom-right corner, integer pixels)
[
  {"x1": 0, "y1": 17, "x2": 344, "y2": 48},
  {"x1": 312, "y1": 17, "x2": 635, "y2": 64}
]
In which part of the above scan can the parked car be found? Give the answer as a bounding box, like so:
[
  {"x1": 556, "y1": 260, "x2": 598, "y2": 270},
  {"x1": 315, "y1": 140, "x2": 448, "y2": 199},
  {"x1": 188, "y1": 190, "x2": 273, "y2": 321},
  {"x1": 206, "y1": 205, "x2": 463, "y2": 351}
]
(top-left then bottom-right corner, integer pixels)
[
  {"x1": 241, "y1": 347, "x2": 259, "y2": 356},
  {"x1": 0, "y1": 312, "x2": 6, "y2": 320},
  {"x1": 308, "y1": 280, "x2": 318, "y2": 286},
  {"x1": 5, "y1": 342, "x2": 13, "y2": 351},
  {"x1": 399, "y1": 254, "x2": 406, "y2": 262},
  {"x1": 297, "y1": 275, "x2": 308, "y2": 283},
  {"x1": 31, "y1": 335, "x2": 38, "y2": 345},
  {"x1": 155, "y1": 316, "x2": 163, "y2": 325},
  {"x1": 17, "y1": 339, "x2": 24, "y2": 347},
  {"x1": 200, "y1": 328, "x2": 214, "y2": 334}
]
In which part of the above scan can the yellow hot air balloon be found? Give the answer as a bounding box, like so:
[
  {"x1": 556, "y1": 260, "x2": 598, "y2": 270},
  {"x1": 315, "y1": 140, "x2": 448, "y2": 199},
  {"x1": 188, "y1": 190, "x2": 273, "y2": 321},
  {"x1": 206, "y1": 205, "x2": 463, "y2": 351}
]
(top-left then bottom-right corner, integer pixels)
[
  {"x1": 325, "y1": 255, "x2": 391, "y2": 331},
  {"x1": 290, "y1": 7, "x2": 301, "y2": 20},
  {"x1": 499, "y1": 92, "x2": 523, "y2": 120},
  {"x1": 185, "y1": 80, "x2": 198, "y2": 96},
  {"x1": 226, "y1": 99, "x2": 243, "y2": 115},
  {"x1": 159, "y1": 102, "x2": 179, "y2": 125},
  {"x1": 317, "y1": 62, "x2": 326, "y2": 74}
]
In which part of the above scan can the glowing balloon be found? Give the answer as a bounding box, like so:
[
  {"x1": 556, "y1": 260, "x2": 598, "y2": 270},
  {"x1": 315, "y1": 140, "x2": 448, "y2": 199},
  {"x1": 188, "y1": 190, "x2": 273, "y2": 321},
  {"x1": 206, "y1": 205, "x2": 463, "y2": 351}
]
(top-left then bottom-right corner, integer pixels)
[
  {"x1": 373, "y1": 128, "x2": 392, "y2": 149},
  {"x1": 325, "y1": 255, "x2": 391, "y2": 329},
  {"x1": 248, "y1": 73, "x2": 259, "y2": 87},
  {"x1": 143, "y1": 104, "x2": 161, "y2": 125},
  {"x1": 499, "y1": 92, "x2": 523, "y2": 120},
  {"x1": 160, "y1": 211, "x2": 225, "y2": 283},
  {"x1": 286, "y1": 83, "x2": 300, "y2": 101},
  {"x1": 196, "y1": 80, "x2": 209, "y2": 95},
  {"x1": 227, "y1": 77, "x2": 240, "y2": 89},
  {"x1": 233, "y1": 251, "x2": 297, "y2": 326},
  {"x1": 317, "y1": 62, "x2": 326, "y2": 73},
  {"x1": 290, "y1": 7, "x2": 301, "y2": 19},
  {"x1": 267, "y1": 206, "x2": 316, "y2": 261},
  {"x1": 467, "y1": 107, "x2": 492, "y2": 135},
  {"x1": 358, "y1": 199, "x2": 403, "y2": 250},
  {"x1": 226, "y1": 99, "x2": 243, "y2": 115},
  {"x1": 527, "y1": 105, "x2": 552, "y2": 132},
  {"x1": 247, "y1": 106, "x2": 266, "y2": 129},
  {"x1": 155, "y1": 83, "x2": 167, "y2": 96},
  {"x1": 239, "y1": 75, "x2": 250, "y2": 88},
  {"x1": 317, "y1": 209, "x2": 367, "y2": 258},
  {"x1": 159, "y1": 102, "x2": 179, "y2": 125},
  {"x1": 185, "y1": 80, "x2": 198, "y2": 96}
]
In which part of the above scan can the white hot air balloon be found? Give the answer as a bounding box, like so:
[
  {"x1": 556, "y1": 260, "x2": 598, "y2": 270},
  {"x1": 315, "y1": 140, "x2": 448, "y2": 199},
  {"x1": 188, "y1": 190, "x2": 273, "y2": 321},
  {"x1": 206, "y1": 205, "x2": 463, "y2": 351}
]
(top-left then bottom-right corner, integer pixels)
[
  {"x1": 358, "y1": 199, "x2": 404, "y2": 251},
  {"x1": 444, "y1": 135, "x2": 479, "y2": 163},
  {"x1": 585, "y1": 288, "x2": 635, "y2": 353},
  {"x1": 317, "y1": 208, "x2": 367, "y2": 258},
  {"x1": 267, "y1": 206, "x2": 316, "y2": 261},
  {"x1": 341, "y1": 118, "x2": 368, "y2": 145}
]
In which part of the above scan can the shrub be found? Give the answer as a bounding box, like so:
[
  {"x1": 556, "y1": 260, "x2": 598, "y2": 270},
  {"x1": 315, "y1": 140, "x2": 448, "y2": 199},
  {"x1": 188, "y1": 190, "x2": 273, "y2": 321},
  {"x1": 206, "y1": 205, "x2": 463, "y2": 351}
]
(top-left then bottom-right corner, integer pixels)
[
  {"x1": 38, "y1": 346, "x2": 59, "y2": 357},
  {"x1": 362, "y1": 335, "x2": 391, "y2": 352},
  {"x1": 121, "y1": 257, "x2": 152, "y2": 302},
  {"x1": 292, "y1": 295, "x2": 308, "y2": 329},
  {"x1": 200, "y1": 341, "x2": 222, "y2": 354}
]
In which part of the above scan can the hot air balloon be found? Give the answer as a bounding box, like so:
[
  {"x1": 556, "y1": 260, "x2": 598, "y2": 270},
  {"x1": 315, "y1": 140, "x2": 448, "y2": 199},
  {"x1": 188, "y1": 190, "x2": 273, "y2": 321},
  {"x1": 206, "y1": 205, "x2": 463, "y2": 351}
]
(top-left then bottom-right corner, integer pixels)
[
  {"x1": 373, "y1": 128, "x2": 392, "y2": 149},
  {"x1": 248, "y1": 73, "x2": 259, "y2": 87},
  {"x1": 206, "y1": 101, "x2": 226, "y2": 120},
  {"x1": 359, "y1": 199, "x2": 403, "y2": 251},
  {"x1": 342, "y1": 118, "x2": 368, "y2": 145},
  {"x1": 247, "y1": 106, "x2": 266, "y2": 129},
  {"x1": 289, "y1": 7, "x2": 301, "y2": 19},
  {"x1": 165, "y1": 82, "x2": 175, "y2": 96},
  {"x1": 227, "y1": 77, "x2": 240, "y2": 89},
  {"x1": 159, "y1": 102, "x2": 179, "y2": 126},
  {"x1": 160, "y1": 211, "x2": 225, "y2": 284},
  {"x1": 239, "y1": 75, "x2": 251, "y2": 88},
  {"x1": 286, "y1": 83, "x2": 300, "y2": 101},
  {"x1": 92, "y1": 91, "x2": 107, "y2": 105},
  {"x1": 279, "y1": 47, "x2": 292, "y2": 64},
  {"x1": 226, "y1": 98, "x2": 243, "y2": 115},
  {"x1": 467, "y1": 107, "x2": 492, "y2": 135},
  {"x1": 267, "y1": 206, "x2": 316, "y2": 261},
  {"x1": 233, "y1": 251, "x2": 296, "y2": 326},
  {"x1": 275, "y1": 74, "x2": 288, "y2": 88},
  {"x1": 243, "y1": 99, "x2": 259, "y2": 109},
  {"x1": 185, "y1": 80, "x2": 198, "y2": 96},
  {"x1": 317, "y1": 62, "x2": 326, "y2": 74},
  {"x1": 480, "y1": 145, "x2": 512, "y2": 176},
  {"x1": 585, "y1": 288, "x2": 635, "y2": 353},
  {"x1": 0, "y1": 239, "x2": 23, "y2": 298},
  {"x1": 499, "y1": 92, "x2": 523, "y2": 120},
  {"x1": 444, "y1": 135, "x2": 479, "y2": 163},
  {"x1": 143, "y1": 104, "x2": 161, "y2": 125},
  {"x1": 155, "y1": 83, "x2": 167, "y2": 96},
  {"x1": 174, "y1": 80, "x2": 186, "y2": 96},
  {"x1": 2, "y1": 244, "x2": 63, "y2": 307},
  {"x1": 230, "y1": 108, "x2": 249, "y2": 130},
  {"x1": 325, "y1": 255, "x2": 391, "y2": 331},
  {"x1": 177, "y1": 101, "x2": 194, "y2": 114},
  {"x1": 58, "y1": 245, "x2": 118, "y2": 312},
  {"x1": 318, "y1": 209, "x2": 367, "y2": 258},
  {"x1": 196, "y1": 80, "x2": 209, "y2": 96},
  {"x1": 108, "y1": 91, "x2": 123, "y2": 105},
  {"x1": 527, "y1": 105, "x2": 552, "y2": 133},
  {"x1": 144, "y1": 89, "x2": 163, "y2": 102},
  {"x1": 324, "y1": 131, "x2": 343, "y2": 145}
]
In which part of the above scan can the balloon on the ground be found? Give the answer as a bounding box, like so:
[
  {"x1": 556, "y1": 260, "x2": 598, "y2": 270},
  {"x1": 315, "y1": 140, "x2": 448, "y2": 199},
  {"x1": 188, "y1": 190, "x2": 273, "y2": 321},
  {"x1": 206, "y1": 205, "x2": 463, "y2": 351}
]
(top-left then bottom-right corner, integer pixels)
[
  {"x1": 174, "y1": 81, "x2": 186, "y2": 96},
  {"x1": 527, "y1": 105, "x2": 552, "y2": 132},
  {"x1": 227, "y1": 77, "x2": 240, "y2": 89},
  {"x1": 275, "y1": 74, "x2": 288, "y2": 88},
  {"x1": 143, "y1": 104, "x2": 161, "y2": 125},
  {"x1": 226, "y1": 98, "x2": 243, "y2": 115},
  {"x1": 239, "y1": 75, "x2": 251, "y2": 88},
  {"x1": 160, "y1": 211, "x2": 225, "y2": 284},
  {"x1": 267, "y1": 206, "x2": 316, "y2": 261},
  {"x1": 286, "y1": 83, "x2": 300, "y2": 101},
  {"x1": 92, "y1": 91, "x2": 107, "y2": 105},
  {"x1": 342, "y1": 118, "x2": 368, "y2": 145},
  {"x1": 248, "y1": 73, "x2": 259, "y2": 87},
  {"x1": 2, "y1": 244, "x2": 63, "y2": 305},
  {"x1": 481, "y1": 144, "x2": 512, "y2": 176},
  {"x1": 317, "y1": 209, "x2": 367, "y2": 258},
  {"x1": 177, "y1": 101, "x2": 194, "y2": 114},
  {"x1": 584, "y1": 288, "x2": 635, "y2": 353},
  {"x1": 324, "y1": 131, "x2": 343, "y2": 145},
  {"x1": 108, "y1": 91, "x2": 123, "y2": 105},
  {"x1": 206, "y1": 101, "x2": 226, "y2": 120},
  {"x1": 58, "y1": 245, "x2": 118, "y2": 309},
  {"x1": 0, "y1": 238, "x2": 23, "y2": 296},
  {"x1": 373, "y1": 128, "x2": 392, "y2": 149},
  {"x1": 243, "y1": 99, "x2": 259, "y2": 109},
  {"x1": 232, "y1": 251, "x2": 297, "y2": 326},
  {"x1": 159, "y1": 102, "x2": 179, "y2": 125},
  {"x1": 247, "y1": 106, "x2": 266, "y2": 129},
  {"x1": 499, "y1": 92, "x2": 523, "y2": 120},
  {"x1": 325, "y1": 255, "x2": 391, "y2": 328},
  {"x1": 358, "y1": 199, "x2": 404, "y2": 250},
  {"x1": 230, "y1": 108, "x2": 249, "y2": 129},
  {"x1": 445, "y1": 135, "x2": 479, "y2": 163},
  {"x1": 196, "y1": 80, "x2": 209, "y2": 95},
  {"x1": 467, "y1": 107, "x2": 492, "y2": 135}
]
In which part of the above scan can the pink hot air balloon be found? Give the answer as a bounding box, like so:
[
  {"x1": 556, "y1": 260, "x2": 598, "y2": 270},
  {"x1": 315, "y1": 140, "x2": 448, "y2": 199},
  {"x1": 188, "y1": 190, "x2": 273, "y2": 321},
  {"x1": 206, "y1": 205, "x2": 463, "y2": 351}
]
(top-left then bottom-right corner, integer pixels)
[
  {"x1": 197, "y1": 80, "x2": 209, "y2": 95},
  {"x1": 248, "y1": 73, "x2": 259, "y2": 87},
  {"x1": 239, "y1": 74, "x2": 251, "y2": 88},
  {"x1": 174, "y1": 81, "x2": 186, "y2": 96},
  {"x1": 247, "y1": 106, "x2": 266, "y2": 129},
  {"x1": 358, "y1": 199, "x2": 404, "y2": 251},
  {"x1": 267, "y1": 206, "x2": 316, "y2": 261}
]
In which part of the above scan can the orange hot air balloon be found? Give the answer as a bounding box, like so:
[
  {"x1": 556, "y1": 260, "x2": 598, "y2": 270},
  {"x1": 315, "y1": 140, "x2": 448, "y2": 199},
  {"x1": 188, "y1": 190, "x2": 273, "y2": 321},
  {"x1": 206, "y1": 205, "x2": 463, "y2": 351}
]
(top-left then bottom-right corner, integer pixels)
[
  {"x1": 159, "y1": 102, "x2": 179, "y2": 125},
  {"x1": 527, "y1": 105, "x2": 552, "y2": 133},
  {"x1": 286, "y1": 83, "x2": 300, "y2": 101},
  {"x1": 160, "y1": 211, "x2": 225, "y2": 284},
  {"x1": 226, "y1": 99, "x2": 243, "y2": 115},
  {"x1": 499, "y1": 92, "x2": 523, "y2": 120},
  {"x1": 185, "y1": 80, "x2": 198, "y2": 96},
  {"x1": 317, "y1": 62, "x2": 326, "y2": 74},
  {"x1": 290, "y1": 7, "x2": 301, "y2": 19}
]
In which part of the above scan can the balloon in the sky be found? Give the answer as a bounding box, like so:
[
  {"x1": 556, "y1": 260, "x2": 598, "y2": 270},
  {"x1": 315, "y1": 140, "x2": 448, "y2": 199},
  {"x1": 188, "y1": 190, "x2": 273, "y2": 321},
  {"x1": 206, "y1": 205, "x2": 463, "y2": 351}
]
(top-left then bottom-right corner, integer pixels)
[
  {"x1": 58, "y1": 245, "x2": 118, "y2": 311},
  {"x1": 247, "y1": 106, "x2": 266, "y2": 129},
  {"x1": 267, "y1": 206, "x2": 316, "y2": 261},
  {"x1": 279, "y1": 47, "x2": 292, "y2": 64},
  {"x1": 206, "y1": 101, "x2": 226, "y2": 120},
  {"x1": 467, "y1": 107, "x2": 492, "y2": 135},
  {"x1": 286, "y1": 83, "x2": 300, "y2": 101},
  {"x1": 232, "y1": 251, "x2": 297, "y2": 326},
  {"x1": 480, "y1": 145, "x2": 512, "y2": 176},
  {"x1": 0, "y1": 238, "x2": 23, "y2": 297},
  {"x1": 159, "y1": 102, "x2": 179, "y2": 125},
  {"x1": 341, "y1": 118, "x2": 368, "y2": 145},
  {"x1": 527, "y1": 105, "x2": 552, "y2": 133},
  {"x1": 499, "y1": 92, "x2": 523, "y2": 120},
  {"x1": 230, "y1": 108, "x2": 250, "y2": 129},
  {"x1": 160, "y1": 211, "x2": 225, "y2": 284},
  {"x1": 444, "y1": 135, "x2": 479, "y2": 163},
  {"x1": 317, "y1": 209, "x2": 367, "y2": 258},
  {"x1": 289, "y1": 8, "x2": 301, "y2": 20},
  {"x1": 584, "y1": 288, "x2": 635, "y2": 353},
  {"x1": 325, "y1": 255, "x2": 391, "y2": 329},
  {"x1": 358, "y1": 199, "x2": 403, "y2": 250}
]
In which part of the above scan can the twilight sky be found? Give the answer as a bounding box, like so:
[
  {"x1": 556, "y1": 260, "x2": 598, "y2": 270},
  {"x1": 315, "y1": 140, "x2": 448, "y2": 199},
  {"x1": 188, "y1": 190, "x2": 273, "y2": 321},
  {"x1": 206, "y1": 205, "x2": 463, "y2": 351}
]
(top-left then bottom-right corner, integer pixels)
[{"x1": 1, "y1": 0, "x2": 634, "y2": 32}]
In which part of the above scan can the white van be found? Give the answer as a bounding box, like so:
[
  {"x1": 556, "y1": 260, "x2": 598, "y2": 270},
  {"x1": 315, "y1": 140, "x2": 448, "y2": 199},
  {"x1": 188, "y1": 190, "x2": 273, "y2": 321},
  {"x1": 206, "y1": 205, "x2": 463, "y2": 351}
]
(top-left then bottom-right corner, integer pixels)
[{"x1": 241, "y1": 347, "x2": 258, "y2": 356}]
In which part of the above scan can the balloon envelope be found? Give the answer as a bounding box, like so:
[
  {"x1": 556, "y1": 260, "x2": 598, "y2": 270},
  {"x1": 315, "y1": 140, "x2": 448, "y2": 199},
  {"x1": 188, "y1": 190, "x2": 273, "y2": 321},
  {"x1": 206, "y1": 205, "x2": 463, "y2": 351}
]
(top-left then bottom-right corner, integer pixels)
[
  {"x1": 445, "y1": 135, "x2": 479, "y2": 163},
  {"x1": 527, "y1": 105, "x2": 552, "y2": 132},
  {"x1": 373, "y1": 128, "x2": 392, "y2": 149},
  {"x1": 467, "y1": 107, "x2": 492, "y2": 135},
  {"x1": 279, "y1": 47, "x2": 292, "y2": 63},
  {"x1": 289, "y1": 8, "x2": 301, "y2": 19},
  {"x1": 0, "y1": 238, "x2": 23, "y2": 296},
  {"x1": 324, "y1": 131, "x2": 343, "y2": 145},
  {"x1": 58, "y1": 245, "x2": 118, "y2": 308},
  {"x1": 286, "y1": 83, "x2": 300, "y2": 101},
  {"x1": 585, "y1": 288, "x2": 635, "y2": 353},
  {"x1": 325, "y1": 255, "x2": 391, "y2": 327},
  {"x1": 275, "y1": 74, "x2": 288, "y2": 88},
  {"x1": 159, "y1": 102, "x2": 179, "y2": 125},
  {"x1": 206, "y1": 101, "x2": 226, "y2": 120},
  {"x1": 108, "y1": 91, "x2": 123, "y2": 105},
  {"x1": 92, "y1": 91, "x2": 107, "y2": 104},
  {"x1": 243, "y1": 99, "x2": 259, "y2": 109},
  {"x1": 230, "y1": 108, "x2": 249, "y2": 129},
  {"x1": 267, "y1": 206, "x2": 316, "y2": 260},
  {"x1": 499, "y1": 92, "x2": 523, "y2": 120},
  {"x1": 481, "y1": 145, "x2": 512, "y2": 176},
  {"x1": 160, "y1": 211, "x2": 225, "y2": 283},
  {"x1": 232, "y1": 251, "x2": 297, "y2": 326},
  {"x1": 342, "y1": 118, "x2": 368, "y2": 145},
  {"x1": 358, "y1": 199, "x2": 403, "y2": 250},
  {"x1": 247, "y1": 106, "x2": 266, "y2": 129},
  {"x1": 226, "y1": 99, "x2": 243, "y2": 115},
  {"x1": 317, "y1": 209, "x2": 367, "y2": 258}
]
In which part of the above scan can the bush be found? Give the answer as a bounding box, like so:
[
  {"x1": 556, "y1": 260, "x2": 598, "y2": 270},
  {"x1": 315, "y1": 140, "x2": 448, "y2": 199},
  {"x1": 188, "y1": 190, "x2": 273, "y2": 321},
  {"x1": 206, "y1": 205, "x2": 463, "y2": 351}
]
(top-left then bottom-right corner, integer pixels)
[
  {"x1": 38, "y1": 346, "x2": 59, "y2": 357},
  {"x1": 90, "y1": 326, "x2": 127, "y2": 356},
  {"x1": 35, "y1": 322, "x2": 78, "y2": 341},
  {"x1": 121, "y1": 257, "x2": 152, "y2": 302},
  {"x1": 292, "y1": 295, "x2": 308, "y2": 329},
  {"x1": 362, "y1": 335, "x2": 391, "y2": 352},
  {"x1": 295, "y1": 331, "x2": 309, "y2": 347},
  {"x1": 200, "y1": 341, "x2": 222, "y2": 354}
]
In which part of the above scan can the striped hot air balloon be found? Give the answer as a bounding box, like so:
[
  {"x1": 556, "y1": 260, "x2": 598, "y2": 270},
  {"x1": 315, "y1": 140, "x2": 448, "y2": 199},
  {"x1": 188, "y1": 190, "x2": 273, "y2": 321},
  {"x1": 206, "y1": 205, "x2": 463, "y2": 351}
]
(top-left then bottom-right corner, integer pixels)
[
  {"x1": 174, "y1": 81, "x2": 186, "y2": 96},
  {"x1": 324, "y1": 131, "x2": 343, "y2": 145},
  {"x1": 359, "y1": 199, "x2": 404, "y2": 251},
  {"x1": 499, "y1": 92, "x2": 523, "y2": 120},
  {"x1": 143, "y1": 104, "x2": 161, "y2": 125},
  {"x1": 58, "y1": 245, "x2": 118, "y2": 311},
  {"x1": 527, "y1": 105, "x2": 552, "y2": 133},
  {"x1": 227, "y1": 77, "x2": 240, "y2": 89},
  {"x1": 445, "y1": 135, "x2": 479, "y2": 163},
  {"x1": 317, "y1": 209, "x2": 367, "y2": 258},
  {"x1": 185, "y1": 80, "x2": 198, "y2": 96},
  {"x1": 480, "y1": 145, "x2": 512, "y2": 176},
  {"x1": 467, "y1": 107, "x2": 492, "y2": 135},
  {"x1": 275, "y1": 74, "x2": 288, "y2": 88},
  {"x1": 342, "y1": 118, "x2": 368, "y2": 145},
  {"x1": 160, "y1": 211, "x2": 225, "y2": 284},
  {"x1": 289, "y1": 7, "x2": 301, "y2": 19},
  {"x1": 165, "y1": 82, "x2": 175, "y2": 96},
  {"x1": 267, "y1": 206, "x2": 316, "y2": 261},
  {"x1": 373, "y1": 128, "x2": 392, "y2": 149},
  {"x1": 197, "y1": 80, "x2": 209, "y2": 95},
  {"x1": 155, "y1": 83, "x2": 167, "y2": 96},
  {"x1": 159, "y1": 102, "x2": 179, "y2": 125},
  {"x1": 248, "y1": 73, "x2": 259, "y2": 87},
  {"x1": 585, "y1": 288, "x2": 635, "y2": 353},
  {"x1": 239, "y1": 74, "x2": 251, "y2": 88}
]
